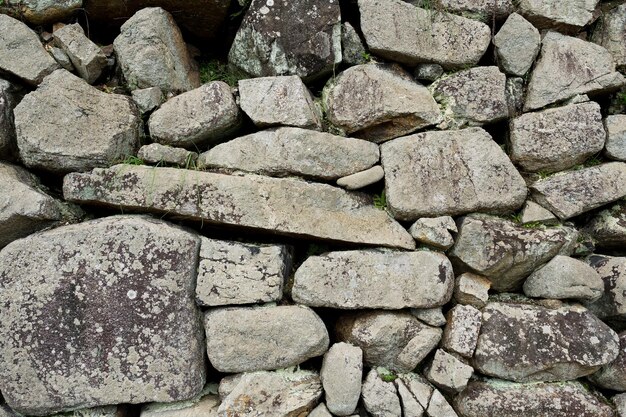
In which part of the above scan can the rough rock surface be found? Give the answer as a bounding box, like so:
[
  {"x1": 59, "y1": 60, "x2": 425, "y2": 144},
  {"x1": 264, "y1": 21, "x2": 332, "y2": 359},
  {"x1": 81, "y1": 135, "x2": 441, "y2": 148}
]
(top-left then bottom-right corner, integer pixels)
[
  {"x1": 137, "y1": 144, "x2": 197, "y2": 167},
  {"x1": 141, "y1": 393, "x2": 219, "y2": 417},
  {"x1": 411, "y1": 307, "x2": 447, "y2": 327},
  {"x1": 450, "y1": 214, "x2": 577, "y2": 291},
  {"x1": 50, "y1": 46, "x2": 74, "y2": 72},
  {"x1": 321, "y1": 343, "x2": 362, "y2": 416},
  {"x1": 520, "y1": 200, "x2": 558, "y2": 225},
  {"x1": 148, "y1": 82, "x2": 240, "y2": 149},
  {"x1": 53, "y1": 24, "x2": 107, "y2": 84},
  {"x1": 408, "y1": 216, "x2": 457, "y2": 249},
  {"x1": 15, "y1": 70, "x2": 141, "y2": 173},
  {"x1": 131, "y1": 88, "x2": 164, "y2": 115},
  {"x1": 336, "y1": 166, "x2": 385, "y2": 190},
  {"x1": 584, "y1": 255, "x2": 626, "y2": 321},
  {"x1": 113, "y1": 7, "x2": 200, "y2": 94},
  {"x1": 616, "y1": 394, "x2": 626, "y2": 417},
  {"x1": 592, "y1": 4, "x2": 626, "y2": 69},
  {"x1": 427, "y1": 389, "x2": 459, "y2": 417},
  {"x1": 586, "y1": 202, "x2": 626, "y2": 248},
  {"x1": 518, "y1": 0, "x2": 599, "y2": 31},
  {"x1": 323, "y1": 64, "x2": 442, "y2": 142},
  {"x1": 228, "y1": 0, "x2": 341, "y2": 80},
  {"x1": 530, "y1": 162, "x2": 626, "y2": 219},
  {"x1": 589, "y1": 331, "x2": 626, "y2": 391},
  {"x1": 293, "y1": 250, "x2": 454, "y2": 309},
  {"x1": 509, "y1": 102, "x2": 605, "y2": 173},
  {"x1": 525, "y1": 32, "x2": 625, "y2": 111},
  {"x1": 474, "y1": 301, "x2": 620, "y2": 382},
  {"x1": 63, "y1": 165, "x2": 415, "y2": 249},
  {"x1": 381, "y1": 128, "x2": 527, "y2": 220},
  {"x1": 431, "y1": 66, "x2": 508, "y2": 129},
  {"x1": 10, "y1": 0, "x2": 82, "y2": 25},
  {"x1": 425, "y1": 349, "x2": 473, "y2": 393},
  {"x1": 359, "y1": 0, "x2": 491, "y2": 69},
  {"x1": 0, "y1": 14, "x2": 59, "y2": 86},
  {"x1": 341, "y1": 23, "x2": 367, "y2": 66},
  {"x1": 198, "y1": 127, "x2": 379, "y2": 180},
  {"x1": 396, "y1": 373, "x2": 433, "y2": 411},
  {"x1": 361, "y1": 369, "x2": 402, "y2": 417},
  {"x1": 0, "y1": 216, "x2": 206, "y2": 415},
  {"x1": 436, "y1": 0, "x2": 514, "y2": 21},
  {"x1": 441, "y1": 305, "x2": 481, "y2": 358},
  {"x1": 493, "y1": 13, "x2": 541, "y2": 76},
  {"x1": 454, "y1": 273, "x2": 491, "y2": 309},
  {"x1": 0, "y1": 79, "x2": 21, "y2": 159},
  {"x1": 605, "y1": 114, "x2": 626, "y2": 161},
  {"x1": 196, "y1": 238, "x2": 290, "y2": 306},
  {"x1": 414, "y1": 63, "x2": 444, "y2": 82},
  {"x1": 204, "y1": 305, "x2": 329, "y2": 372}
]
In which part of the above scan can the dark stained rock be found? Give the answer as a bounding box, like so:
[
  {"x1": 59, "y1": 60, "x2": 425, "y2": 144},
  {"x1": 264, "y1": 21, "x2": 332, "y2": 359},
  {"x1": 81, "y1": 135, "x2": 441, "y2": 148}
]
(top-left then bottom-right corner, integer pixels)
[
  {"x1": 584, "y1": 255, "x2": 626, "y2": 322},
  {"x1": 0, "y1": 78, "x2": 21, "y2": 160},
  {"x1": 589, "y1": 331, "x2": 626, "y2": 391},
  {"x1": 585, "y1": 202, "x2": 626, "y2": 249}
]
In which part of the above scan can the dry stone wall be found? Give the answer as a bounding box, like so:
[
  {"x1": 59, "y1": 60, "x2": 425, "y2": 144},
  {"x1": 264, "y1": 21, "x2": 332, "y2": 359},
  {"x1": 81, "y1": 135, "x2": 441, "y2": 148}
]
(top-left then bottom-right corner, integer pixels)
[{"x1": 1, "y1": 0, "x2": 626, "y2": 416}]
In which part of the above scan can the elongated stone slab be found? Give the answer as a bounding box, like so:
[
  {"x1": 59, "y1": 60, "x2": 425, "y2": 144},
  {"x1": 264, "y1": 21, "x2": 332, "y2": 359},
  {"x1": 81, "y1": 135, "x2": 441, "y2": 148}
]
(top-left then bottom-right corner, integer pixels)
[{"x1": 63, "y1": 165, "x2": 415, "y2": 249}]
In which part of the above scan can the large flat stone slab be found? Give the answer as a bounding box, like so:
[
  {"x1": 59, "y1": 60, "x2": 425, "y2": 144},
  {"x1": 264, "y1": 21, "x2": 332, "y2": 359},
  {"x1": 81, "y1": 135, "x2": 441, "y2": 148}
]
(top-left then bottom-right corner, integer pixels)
[{"x1": 63, "y1": 165, "x2": 415, "y2": 249}]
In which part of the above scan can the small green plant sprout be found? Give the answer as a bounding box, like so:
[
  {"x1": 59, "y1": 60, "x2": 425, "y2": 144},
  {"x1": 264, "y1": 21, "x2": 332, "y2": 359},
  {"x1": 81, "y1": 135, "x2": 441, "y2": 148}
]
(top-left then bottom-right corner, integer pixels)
[
  {"x1": 509, "y1": 212, "x2": 522, "y2": 223},
  {"x1": 122, "y1": 155, "x2": 144, "y2": 165},
  {"x1": 199, "y1": 60, "x2": 247, "y2": 87},
  {"x1": 522, "y1": 221, "x2": 543, "y2": 229},
  {"x1": 536, "y1": 170, "x2": 551, "y2": 180},
  {"x1": 373, "y1": 190, "x2": 387, "y2": 210},
  {"x1": 361, "y1": 51, "x2": 372, "y2": 62},
  {"x1": 618, "y1": 91, "x2": 626, "y2": 105},
  {"x1": 379, "y1": 370, "x2": 397, "y2": 382},
  {"x1": 583, "y1": 153, "x2": 602, "y2": 167}
]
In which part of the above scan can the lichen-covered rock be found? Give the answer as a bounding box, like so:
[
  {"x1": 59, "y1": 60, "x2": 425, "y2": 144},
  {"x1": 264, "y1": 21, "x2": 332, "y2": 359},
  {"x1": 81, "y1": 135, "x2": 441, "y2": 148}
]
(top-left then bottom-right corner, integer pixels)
[
  {"x1": 53, "y1": 23, "x2": 107, "y2": 84},
  {"x1": 592, "y1": 4, "x2": 626, "y2": 70},
  {"x1": 0, "y1": 79, "x2": 21, "y2": 159},
  {"x1": 0, "y1": 14, "x2": 59, "y2": 86},
  {"x1": 455, "y1": 379, "x2": 615, "y2": 417},
  {"x1": 336, "y1": 166, "x2": 385, "y2": 190},
  {"x1": 437, "y1": 0, "x2": 514, "y2": 22},
  {"x1": 341, "y1": 23, "x2": 368, "y2": 66},
  {"x1": 586, "y1": 202, "x2": 626, "y2": 249},
  {"x1": 589, "y1": 331, "x2": 626, "y2": 391},
  {"x1": 517, "y1": 0, "x2": 599, "y2": 32},
  {"x1": 381, "y1": 128, "x2": 527, "y2": 220},
  {"x1": 63, "y1": 165, "x2": 415, "y2": 249},
  {"x1": 0, "y1": 216, "x2": 206, "y2": 415},
  {"x1": 414, "y1": 63, "x2": 444, "y2": 82},
  {"x1": 493, "y1": 13, "x2": 540, "y2": 76},
  {"x1": 530, "y1": 162, "x2": 626, "y2": 219},
  {"x1": 431, "y1": 66, "x2": 508, "y2": 129},
  {"x1": 408, "y1": 216, "x2": 457, "y2": 250},
  {"x1": 425, "y1": 349, "x2": 473, "y2": 393},
  {"x1": 137, "y1": 144, "x2": 197, "y2": 167},
  {"x1": 450, "y1": 214, "x2": 578, "y2": 291},
  {"x1": 321, "y1": 343, "x2": 362, "y2": 416},
  {"x1": 113, "y1": 7, "x2": 200, "y2": 94},
  {"x1": 141, "y1": 393, "x2": 219, "y2": 417},
  {"x1": 411, "y1": 307, "x2": 447, "y2": 327},
  {"x1": 228, "y1": 0, "x2": 341, "y2": 80},
  {"x1": 474, "y1": 301, "x2": 620, "y2": 382},
  {"x1": 293, "y1": 250, "x2": 453, "y2": 309},
  {"x1": 359, "y1": 0, "x2": 490, "y2": 69},
  {"x1": 584, "y1": 255, "x2": 626, "y2": 321},
  {"x1": 509, "y1": 102, "x2": 605, "y2": 173},
  {"x1": 131, "y1": 87, "x2": 164, "y2": 115},
  {"x1": 323, "y1": 64, "x2": 442, "y2": 142},
  {"x1": 196, "y1": 238, "x2": 290, "y2": 307},
  {"x1": 520, "y1": 200, "x2": 558, "y2": 225},
  {"x1": 605, "y1": 114, "x2": 626, "y2": 161},
  {"x1": 8, "y1": 0, "x2": 82, "y2": 25},
  {"x1": 441, "y1": 305, "x2": 482, "y2": 358},
  {"x1": 616, "y1": 393, "x2": 626, "y2": 417},
  {"x1": 525, "y1": 32, "x2": 625, "y2": 111},
  {"x1": 204, "y1": 305, "x2": 329, "y2": 372},
  {"x1": 198, "y1": 127, "x2": 379, "y2": 180},
  {"x1": 454, "y1": 273, "x2": 491, "y2": 309},
  {"x1": 361, "y1": 369, "x2": 402, "y2": 417}
]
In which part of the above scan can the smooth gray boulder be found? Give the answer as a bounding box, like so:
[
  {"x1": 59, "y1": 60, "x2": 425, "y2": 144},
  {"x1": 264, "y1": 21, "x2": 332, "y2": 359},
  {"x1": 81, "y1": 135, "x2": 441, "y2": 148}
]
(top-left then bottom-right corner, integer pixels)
[
  {"x1": 63, "y1": 165, "x2": 416, "y2": 249},
  {"x1": 530, "y1": 162, "x2": 626, "y2": 219},
  {"x1": 605, "y1": 114, "x2": 626, "y2": 161},
  {"x1": 228, "y1": 0, "x2": 341, "y2": 80},
  {"x1": 450, "y1": 214, "x2": 578, "y2": 291},
  {"x1": 204, "y1": 305, "x2": 329, "y2": 372},
  {"x1": 525, "y1": 32, "x2": 625, "y2": 111},
  {"x1": 584, "y1": 255, "x2": 626, "y2": 321},
  {"x1": 520, "y1": 200, "x2": 558, "y2": 225},
  {"x1": 15, "y1": 70, "x2": 141, "y2": 173},
  {"x1": 198, "y1": 127, "x2": 379, "y2": 180},
  {"x1": 441, "y1": 305, "x2": 482, "y2": 358},
  {"x1": 113, "y1": 7, "x2": 200, "y2": 94},
  {"x1": 0, "y1": 14, "x2": 59, "y2": 86},
  {"x1": 586, "y1": 202, "x2": 626, "y2": 249},
  {"x1": 323, "y1": 64, "x2": 442, "y2": 142},
  {"x1": 493, "y1": 13, "x2": 541, "y2": 76},
  {"x1": 474, "y1": 301, "x2": 620, "y2": 382},
  {"x1": 518, "y1": 0, "x2": 599, "y2": 31},
  {"x1": 0, "y1": 79, "x2": 21, "y2": 159},
  {"x1": 359, "y1": 0, "x2": 490, "y2": 69},
  {"x1": 196, "y1": 238, "x2": 290, "y2": 307},
  {"x1": 0, "y1": 216, "x2": 206, "y2": 415},
  {"x1": 592, "y1": 4, "x2": 626, "y2": 69},
  {"x1": 337, "y1": 166, "x2": 385, "y2": 190},
  {"x1": 431, "y1": 66, "x2": 508, "y2": 129},
  {"x1": 361, "y1": 369, "x2": 402, "y2": 417},
  {"x1": 425, "y1": 349, "x2": 473, "y2": 393},
  {"x1": 53, "y1": 23, "x2": 107, "y2": 84},
  {"x1": 321, "y1": 343, "x2": 363, "y2": 416},
  {"x1": 509, "y1": 102, "x2": 605, "y2": 173},
  {"x1": 148, "y1": 82, "x2": 240, "y2": 149},
  {"x1": 8, "y1": 0, "x2": 82, "y2": 25},
  {"x1": 137, "y1": 144, "x2": 197, "y2": 167},
  {"x1": 454, "y1": 273, "x2": 491, "y2": 309},
  {"x1": 293, "y1": 250, "x2": 453, "y2": 309},
  {"x1": 131, "y1": 87, "x2": 164, "y2": 115},
  {"x1": 381, "y1": 128, "x2": 527, "y2": 220},
  {"x1": 408, "y1": 216, "x2": 457, "y2": 250},
  {"x1": 589, "y1": 331, "x2": 626, "y2": 391}
]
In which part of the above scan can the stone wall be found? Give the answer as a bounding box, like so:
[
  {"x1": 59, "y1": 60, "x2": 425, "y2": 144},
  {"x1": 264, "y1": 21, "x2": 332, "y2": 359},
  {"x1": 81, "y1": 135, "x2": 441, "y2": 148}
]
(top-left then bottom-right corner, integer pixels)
[{"x1": 1, "y1": 0, "x2": 626, "y2": 416}]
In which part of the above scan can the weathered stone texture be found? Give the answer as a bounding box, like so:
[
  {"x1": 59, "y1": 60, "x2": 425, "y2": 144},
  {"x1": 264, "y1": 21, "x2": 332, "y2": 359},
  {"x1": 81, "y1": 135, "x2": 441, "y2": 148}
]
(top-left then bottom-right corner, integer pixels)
[
  {"x1": 425, "y1": 349, "x2": 473, "y2": 393},
  {"x1": 140, "y1": 393, "x2": 219, "y2": 417},
  {"x1": 454, "y1": 273, "x2": 491, "y2": 309},
  {"x1": 517, "y1": 0, "x2": 599, "y2": 31},
  {"x1": 441, "y1": 305, "x2": 481, "y2": 358},
  {"x1": 605, "y1": 114, "x2": 626, "y2": 161},
  {"x1": 53, "y1": 23, "x2": 107, "y2": 84},
  {"x1": 321, "y1": 343, "x2": 362, "y2": 416},
  {"x1": 131, "y1": 87, "x2": 164, "y2": 115},
  {"x1": 408, "y1": 216, "x2": 457, "y2": 250},
  {"x1": 0, "y1": 79, "x2": 21, "y2": 159},
  {"x1": 337, "y1": 166, "x2": 385, "y2": 190},
  {"x1": 589, "y1": 331, "x2": 626, "y2": 391},
  {"x1": 584, "y1": 255, "x2": 626, "y2": 321},
  {"x1": 520, "y1": 200, "x2": 558, "y2": 225},
  {"x1": 593, "y1": 4, "x2": 626, "y2": 69},
  {"x1": 10, "y1": 0, "x2": 82, "y2": 25},
  {"x1": 586, "y1": 202, "x2": 626, "y2": 248},
  {"x1": 494, "y1": 13, "x2": 541, "y2": 76},
  {"x1": 137, "y1": 144, "x2": 197, "y2": 167},
  {"x1": 361, "y1": 369, "x2": 402, "y2": 417}
]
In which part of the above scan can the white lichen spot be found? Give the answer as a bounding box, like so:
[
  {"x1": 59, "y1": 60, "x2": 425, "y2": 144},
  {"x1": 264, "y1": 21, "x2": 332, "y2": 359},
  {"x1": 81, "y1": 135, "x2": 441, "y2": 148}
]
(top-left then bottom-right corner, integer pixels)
[
  {"x1": 127, "y1": 289, "x2": 138, "y2": 300},
  {"x1": 259, "y1": 5, "x2": 270, "y2": 14},
  {"x1": 266, "y1": 0, "x2": 274, "y2": 6},
  {"x1": 95, "y1": 325, "x2": 103, "y2": 333}
]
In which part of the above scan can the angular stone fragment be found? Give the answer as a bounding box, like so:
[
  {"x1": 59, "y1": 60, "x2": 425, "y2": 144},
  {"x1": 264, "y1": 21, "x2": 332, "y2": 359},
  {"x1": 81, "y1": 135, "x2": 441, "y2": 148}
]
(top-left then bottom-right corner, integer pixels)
[
  {"x1": 589, "y1": 331, "x2": 626, "y2": 391},
  {"x1": 593, "y1": 4, "x2": 626, "y2": 70},
  {"x1": 494, "y1": 13, "x2": 541, "y2": 76},
  {"x1": 321, "y1": 343, "x2": 363, "y2": 416},
  {"x1": 323, "y1": 64, "x2": 442, "y2": 142},
  {"x1": 308, "y1": 404, "x2": 333, "y2": 417},
  {"x1": 381, "y1": 128, "x2": 527, "y2": 220},
  {"x1": 506, "y1": 77, "x2": 525, "y2": 116},
  {"x1": 523, "y1": 255, "x2": 604, "y2": 301},
  {"x1": 217, "y1": 370, "x2": 322, "y2": 417},
  {"x1": 454, "y1": 273, "x2": 490, "y2": 309},
  {"x1": 510, "y1": 102, "x2": 606, "y2": 173},
  {"x1": 361, "y1": 369, "x2": 402, "y2": 417},
  {"x1": 238, "y1": 76, "x2": 321, "y2": 129},
  {"x1": 53, "y1": 23, "x2": 107, "y2": 84},
  {"x1": 63, "y1": 165, "x2": 415, "y2": 249},
  {"x1": 414, "y1": 64, "x2": 444, "y2": 82},
  {"x1": 9, "y1": 0, "x2": 82, "y2": 25},
  {"x1": 518, "y1": 0, "x2": 599, "y2": 31},
  {"x1": 15, "y1": 70, "x2": 141, "y2": 173},
  {"x1": 50, "y1": 46, "x2": 74, "y2": 71},
  {"x1": 148, "y1": 82, "x2": 240, "y2": 148},
  {"x1": 395, "y1": 373, "x2": 432, "y2": 415},
  {"x1": 342, "y1": 23, "x2": 368, "y2": 66},
  {"x1": 359, "y1": 0, "x2": 490, "y2": 69},
  {"x1": 584, "y1": 255, "x2": 626, "y2": 321},
  {"x1": 228, "y1": 0, "x2": 341, "y2": 80},
  {"x1": 141, "y1": 393, "x2": 219, "y2": 417},
  {"x1": 113, "y1": 7, "x2": 200, "y2": 94},
  {"x1": 431, "y1": 66, "x2": 508, "y2": 130},
  {"x1": 196, "y1": 238, "x2": 290, "y2": 306},
  {"x1": 605, "y1": 114, "x2": 626, "y2": 161},
  {"x1": 474, "y1": 301, "x2": 620, "y2": 382},
  {"x1": 131, "y1": 87, "x2": 164, "y2": 115},
  {"x1": 0, "y1": 216, "x2": 206, "y2": 415},
  {"x1": 427, "y1": 390, "x2": 458, "y2": 417},
  {"x1": 395, "y1": 379, "x2": 425, "y2": 417},
  {"x1": 0, "y1": 14, "x2": 59, "y2": 85},
  {"x1": 441, "y1": 305, "x2": 481, "y2": 358},
  {"x1": 586, "y1": 202, "x2": 626, "y2": 248},
  {"x1": 436, "y1": 0, "x2": 514, "y2": 21},
  {"x1": 408, "y1": 216, "x2": 457, "y2": 250},
  {"x1": 411, "y1": 307, "x2": 447, "y2": 327},
  {"x1": 525, "y1": 32, "x2": 625, "y2": 111},
  {"x1": 450, "y1": 214, "x2": 578, "y2": 291},
  {"x1": 425, "y1": 350, "x2": 473, "y2": 393},
  {"x1": 336, "y1": 311, "x2": 441, "y2": 372},
  {"x1": 531, "y1": 162, "x2": 626, "y2": 219},
  {"x1": 0, "y1": 79, "x2": 21, "y2": 159},
  {"x1": 137, "y1": 144, "x2": 197, "y2": 167},
  {"x1": 520, "y1": 200, "x2": 558, "y2": 225},
  {"x1": 204, "y1": 305, "x2": 329, "y2": 372},
  {"x1": 198, "y1": 127, "x2": 379, "y2": 180},
  {"x1": 337, "y1": 166, "x2": 385, "y2": 190}
]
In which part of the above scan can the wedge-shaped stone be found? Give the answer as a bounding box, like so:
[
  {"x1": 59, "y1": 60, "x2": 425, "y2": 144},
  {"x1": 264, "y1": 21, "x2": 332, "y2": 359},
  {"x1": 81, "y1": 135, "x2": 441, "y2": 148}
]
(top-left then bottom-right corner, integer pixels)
[
  {"x1": 584, "y1": 255, "x2": 626, "y2": 321},
  {"x1": 520, "y1": 200, "x2": 558, "y2": 225},
  {"x1": 323, "y1": 64, "x2": 442, "y2": 142},
  {"x1": 474, "y1": 302, "x2": 619, "y2": 382},
  {"x1": 455, "y1": 379, "x2": 615, "y2": 417},
  {"x1": 63, "y1": 165, "x2": 415, "y2": 249},
  {"x1": 494, "y1": 13, "x2": 541, "y2": 76},
  {"x1": 53, "y1": 23, "x2": 107, "y2": 84},
  {"x1": 198, "y1": 127, "x2": 379, "y2": 180},
  {"x1": 0, "y1": 216, "x2": 205, "y2": 415},
  {"x1": 525, "y1": 32, "x2": 625, "y2": 111},
  {"x1": 204, "y1": 305, "x2": 329, "y2": 372},
  {"x1": 586, "y1": 202, "x2": 626, "y2": 249},
  {"x1": 450, "y1": 214, "x2": 577, "y2": 291},
  {"x1": 359, "y1": 0, "x2": 490, "y2": 69},
  {"x1": 381, "y1": 128, "x2": 527, "y2": 220},
  {"x1": 293, "y1": 250, "x2": 453, "y2": 309},
  {"x1": 530, "y1": 162, "x2": 626, "y2": 219},
  {"x1": 518, "y1": 0, "x2": 599, "y2": 32},
  {"x1": 593, "y1": 4, "x2": 626, "y2": 70}
]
